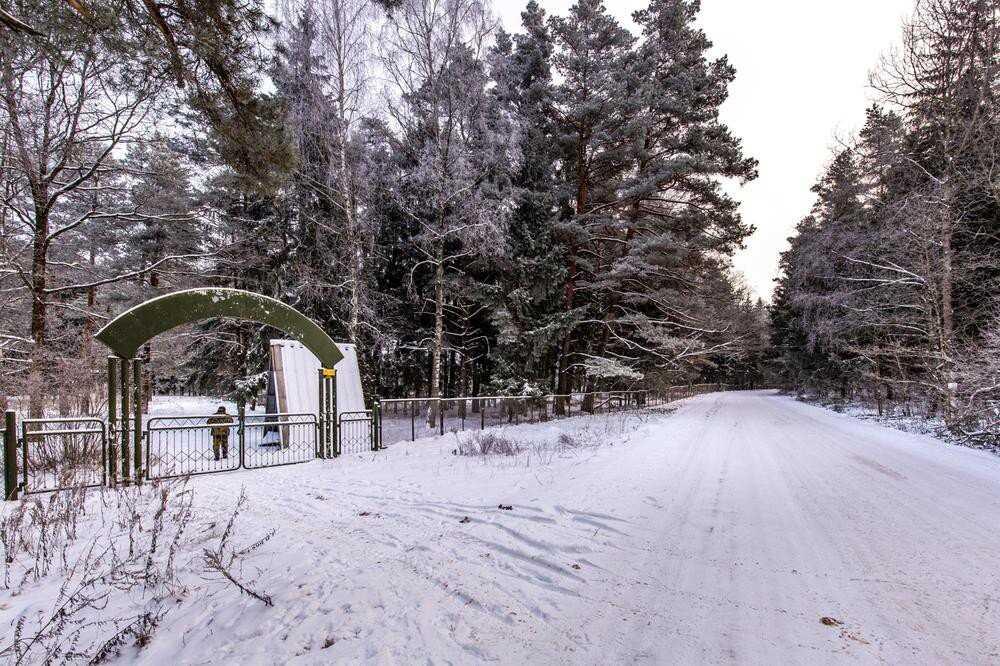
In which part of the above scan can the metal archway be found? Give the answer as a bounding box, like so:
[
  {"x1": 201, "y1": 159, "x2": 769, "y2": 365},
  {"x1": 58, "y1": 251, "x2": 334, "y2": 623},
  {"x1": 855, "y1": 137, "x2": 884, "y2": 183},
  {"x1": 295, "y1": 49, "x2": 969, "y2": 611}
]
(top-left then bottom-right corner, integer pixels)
[
  {"x1": 95, "y1": 288, "x2": 342, "y2": 484},
  {"x1": 95, "y1": 288, "x2": 343, "y2": 367}
]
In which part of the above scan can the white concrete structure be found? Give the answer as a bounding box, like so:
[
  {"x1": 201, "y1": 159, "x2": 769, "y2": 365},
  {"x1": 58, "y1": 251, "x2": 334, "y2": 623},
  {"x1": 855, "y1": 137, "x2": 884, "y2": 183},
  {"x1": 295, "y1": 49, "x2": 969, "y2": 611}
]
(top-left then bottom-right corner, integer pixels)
[{"x1": 267, "y1": 339, "x2": 366, "y2": 418}]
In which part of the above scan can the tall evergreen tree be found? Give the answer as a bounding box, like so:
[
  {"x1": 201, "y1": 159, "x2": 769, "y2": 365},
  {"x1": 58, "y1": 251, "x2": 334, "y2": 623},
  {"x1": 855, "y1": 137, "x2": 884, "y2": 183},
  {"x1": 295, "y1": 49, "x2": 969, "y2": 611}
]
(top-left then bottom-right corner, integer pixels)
[
  {"x1": 549, "y1": 0, "x2": 636, "y2": 403},
  {"x1": 488, "y1": 3, "x2": 566, "y2": 392}
]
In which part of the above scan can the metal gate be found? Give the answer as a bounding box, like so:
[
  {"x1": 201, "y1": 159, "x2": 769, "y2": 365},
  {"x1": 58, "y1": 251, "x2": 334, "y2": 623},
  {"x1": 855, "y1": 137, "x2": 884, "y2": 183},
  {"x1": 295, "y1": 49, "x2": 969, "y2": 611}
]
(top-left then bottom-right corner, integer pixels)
[
  {"x1": 19, "y1": 418, "x2": 106, "y2": 494},
  {"x1": 145, "y1": 412, "x2": 320, "y2": 480},
  {"x1": 243, "y1": 413, "x2": 318, "y2": 469},
  {"x1": 145, "y1": 414, "x2": 242, "y2": 480},
  {"x1": 338, "y1": 411, "x2": 375, "y2": 454}
]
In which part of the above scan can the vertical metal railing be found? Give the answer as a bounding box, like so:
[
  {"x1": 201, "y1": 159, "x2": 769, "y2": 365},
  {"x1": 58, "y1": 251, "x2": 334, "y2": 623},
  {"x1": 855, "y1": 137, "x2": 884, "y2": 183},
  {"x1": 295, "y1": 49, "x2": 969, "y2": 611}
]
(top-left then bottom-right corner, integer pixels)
[
  {"x1": 4, "y1": 383, "x2": 732, "y2": 498},
  {"x1": 338, "y1": 411, "x2": 375, "y2": 454},
  {"x1": 18, "y1": 417, "x2": 107, "y2": 494},
  {"x1": 376, "y1": 389, "x2": 682, "y2": 448}
]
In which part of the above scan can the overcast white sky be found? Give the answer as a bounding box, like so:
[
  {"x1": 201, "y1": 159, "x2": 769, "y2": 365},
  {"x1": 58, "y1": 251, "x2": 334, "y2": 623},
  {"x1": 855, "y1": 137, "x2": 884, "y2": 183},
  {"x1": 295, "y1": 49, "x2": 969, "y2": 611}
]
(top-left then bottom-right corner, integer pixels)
[{"x1": 495, "y1": 0, "x2": 914, "y2": 300}]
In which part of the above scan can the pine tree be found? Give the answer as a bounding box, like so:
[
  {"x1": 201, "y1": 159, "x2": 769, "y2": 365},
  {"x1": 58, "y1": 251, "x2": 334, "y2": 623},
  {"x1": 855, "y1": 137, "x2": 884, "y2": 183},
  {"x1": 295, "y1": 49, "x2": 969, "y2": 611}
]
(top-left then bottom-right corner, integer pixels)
[
  {"x1": 488, "y1": 3, "x2": 566, "y2": 392},
  {"x1": 549, "y1": 0, "x2": 636, "y2": 404},
  {"x1": 573, "y1": 0, "x2": 756, "y2": 390}
]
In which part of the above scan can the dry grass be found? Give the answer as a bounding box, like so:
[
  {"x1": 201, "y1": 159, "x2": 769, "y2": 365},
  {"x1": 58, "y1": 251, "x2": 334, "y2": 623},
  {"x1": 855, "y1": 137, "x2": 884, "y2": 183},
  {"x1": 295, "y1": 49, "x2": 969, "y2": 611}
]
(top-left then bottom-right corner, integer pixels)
[{"x1": 0, "y1": 479, "x2": 276, "y2": 664}]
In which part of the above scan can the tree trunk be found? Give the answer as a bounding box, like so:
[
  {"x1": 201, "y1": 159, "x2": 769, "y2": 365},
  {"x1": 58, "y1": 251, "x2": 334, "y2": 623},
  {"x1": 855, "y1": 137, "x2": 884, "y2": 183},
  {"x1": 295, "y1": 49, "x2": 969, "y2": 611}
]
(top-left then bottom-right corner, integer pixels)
[
  {"x1": 428, "y1": 248, "x2": 445, "y2": 427},
  {"x1": 556, "y1": 134, "x2": 590, "y2": 414},
  {"x1": 471, "y1": 363, "x2": 481, "y2": 414},
  {"x1": 339, "y1": 115, "x2": 361, "y2": 343},
  {"x1": 554, "y1": 342, "x2": 570, "y2": 415},
  {"x1": 940, "y1": 182, "x2": 957, "y2": 418},
  {"x1": 28, "y1": 208, "x2": 49, "y2": 418},
  {"x1": 458, "y1": 356, "x2": 467, "y2": 418}
]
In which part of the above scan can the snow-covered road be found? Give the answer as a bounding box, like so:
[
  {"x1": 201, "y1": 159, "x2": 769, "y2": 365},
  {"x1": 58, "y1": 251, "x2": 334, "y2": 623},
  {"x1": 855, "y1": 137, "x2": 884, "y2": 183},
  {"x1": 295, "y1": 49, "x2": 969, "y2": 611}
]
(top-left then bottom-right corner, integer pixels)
[{"x1": 107, "y1": 391, "x2": 1000, "y2": 662}]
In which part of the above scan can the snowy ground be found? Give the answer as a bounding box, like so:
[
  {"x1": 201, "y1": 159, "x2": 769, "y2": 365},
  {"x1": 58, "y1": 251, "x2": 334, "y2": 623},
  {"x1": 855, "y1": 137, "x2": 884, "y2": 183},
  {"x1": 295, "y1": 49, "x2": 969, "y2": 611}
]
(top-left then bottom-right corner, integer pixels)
[
  {"x1": 797, "y1": 393, "x2": 1000, "y2": 455},
  {"x1": 4, "y1": 390, "x2": 1000, "y2": 664}
]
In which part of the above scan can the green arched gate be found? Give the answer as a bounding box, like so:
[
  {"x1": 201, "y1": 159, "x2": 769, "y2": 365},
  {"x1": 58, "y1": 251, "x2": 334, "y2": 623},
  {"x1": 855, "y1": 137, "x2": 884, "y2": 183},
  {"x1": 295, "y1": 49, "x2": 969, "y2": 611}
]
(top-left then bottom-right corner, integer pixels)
[{"x1": 94, "y1": 288, "x2": 348, "y2": 484}]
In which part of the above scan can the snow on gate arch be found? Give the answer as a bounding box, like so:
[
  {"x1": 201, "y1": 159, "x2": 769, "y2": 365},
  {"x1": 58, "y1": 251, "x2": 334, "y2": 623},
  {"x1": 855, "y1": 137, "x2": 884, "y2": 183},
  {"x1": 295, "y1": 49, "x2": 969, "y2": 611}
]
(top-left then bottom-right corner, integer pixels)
[{"x1": 94, "y1": 287, "x2": 344, "y2": 368}]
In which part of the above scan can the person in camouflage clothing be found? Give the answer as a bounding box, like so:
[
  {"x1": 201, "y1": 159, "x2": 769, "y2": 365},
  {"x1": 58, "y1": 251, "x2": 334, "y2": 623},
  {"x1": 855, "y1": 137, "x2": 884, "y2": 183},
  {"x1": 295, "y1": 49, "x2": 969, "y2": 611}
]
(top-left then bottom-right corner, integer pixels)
[{"x1": 207, "y1": 406, "x2": 233, "y2": 461}]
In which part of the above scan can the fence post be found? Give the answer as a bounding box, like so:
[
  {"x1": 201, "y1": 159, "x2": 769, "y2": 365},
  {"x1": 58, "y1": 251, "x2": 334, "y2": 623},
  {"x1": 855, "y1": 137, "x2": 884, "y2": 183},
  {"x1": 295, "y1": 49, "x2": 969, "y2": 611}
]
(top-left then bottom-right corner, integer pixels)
[
  {"x1": 372, "y1": 400, "x2": 381, "y2": 451},
  {"x1": 4, "y1": 411, "x2": 17, "y2": 501},
  {"x1": 439, "y1": 399, "x2": 444, "y2": 436},
  {"x1": 237, "y1": 400, "x2": 246, "y2": 467},
  {"x1": 330, "y1": 372, "x2": 339, "y2": 456}
]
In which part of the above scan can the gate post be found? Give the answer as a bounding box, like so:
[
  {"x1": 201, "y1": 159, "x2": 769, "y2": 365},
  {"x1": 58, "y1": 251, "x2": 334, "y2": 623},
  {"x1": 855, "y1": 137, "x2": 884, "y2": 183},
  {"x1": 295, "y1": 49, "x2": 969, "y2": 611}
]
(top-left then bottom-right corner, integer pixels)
[
  {"x1": 372, "y1": 399, "x2": 381, "y2": 451},
  {"x1": 4, "y1": 411, "x2": 17, "y2": 501},
  {"x1": 119, "y1": 358, "x2": 131, "y2": 483},
  {"x1": 318, "y1": 368, "x2": 337, "y2": 457},
  {"x1": 316, "y1": 369, "x2": 325, "y2": 459},
  {"x1": 237, "y1": 399, "x2": 246, "y2": 468},
  {"x1": 107, "y1": 356, "x2": 118, "y2": 485},
  {"x1": 132, "y1": 358, "x2": 143, "y2": 485}
]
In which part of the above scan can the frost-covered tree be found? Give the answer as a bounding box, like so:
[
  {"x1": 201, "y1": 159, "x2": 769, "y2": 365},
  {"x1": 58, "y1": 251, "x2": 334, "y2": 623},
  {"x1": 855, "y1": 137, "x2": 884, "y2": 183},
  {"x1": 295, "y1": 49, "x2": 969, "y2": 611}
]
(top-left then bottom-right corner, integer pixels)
[
  {"x1": 381, "y1": 0, "x2": 514, "y2": 422},
  {"x1": 548, "y1": 0, "x2": 636, "y2": 403},
  {"x1": 541, "y1": 0, "x2": 757, "y2": 404},
  {"x1": 589, "y1": 0, "x2": 757, "y2": 381},
  {"x1": 0, "y1": 0, "x2": 199, "y2": 414},
  {"x1": 777, "y1": 0, "x2": 1000, "y2": 427},
  {"x1": 1, "y1": 0, "x2": 765, "y2": 410},
  {"x1": 487, "y1": 3, "x2": 566, "y2": 392}
]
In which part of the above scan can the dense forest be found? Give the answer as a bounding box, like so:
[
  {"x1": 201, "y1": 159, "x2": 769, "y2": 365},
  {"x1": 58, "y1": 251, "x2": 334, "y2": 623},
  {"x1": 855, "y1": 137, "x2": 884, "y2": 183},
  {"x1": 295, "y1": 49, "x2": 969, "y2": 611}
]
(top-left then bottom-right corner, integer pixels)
[
  {"x1": 9, "y1": 0, "x2": 998, "y2": 446},
  {"x1": 772, "y1": 0, "x2": 1000, "y2": 444},
  {"x1": 0, "y1": 0, "x2": 769, "y2": 414}
]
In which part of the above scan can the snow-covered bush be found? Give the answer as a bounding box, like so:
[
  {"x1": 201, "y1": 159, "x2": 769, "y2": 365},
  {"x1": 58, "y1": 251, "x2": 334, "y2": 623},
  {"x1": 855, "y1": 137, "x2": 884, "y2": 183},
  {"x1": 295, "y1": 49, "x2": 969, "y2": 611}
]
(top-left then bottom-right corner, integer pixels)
[
  {"x1": 1, "y1": 479, "x2": 195, "y2": 662},
  {"x1": 454, "y1": 432, "x2": 523, "y2": 457},
  {"x1": 451, "y1": 408, "x2": 655, "y2": 466}
]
